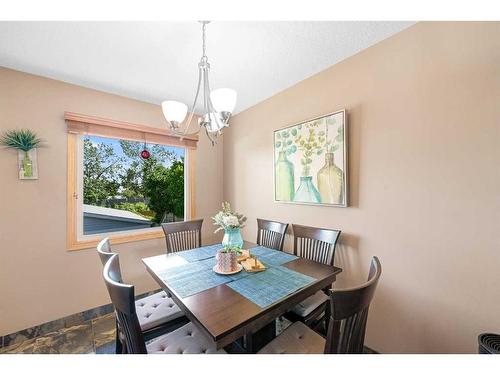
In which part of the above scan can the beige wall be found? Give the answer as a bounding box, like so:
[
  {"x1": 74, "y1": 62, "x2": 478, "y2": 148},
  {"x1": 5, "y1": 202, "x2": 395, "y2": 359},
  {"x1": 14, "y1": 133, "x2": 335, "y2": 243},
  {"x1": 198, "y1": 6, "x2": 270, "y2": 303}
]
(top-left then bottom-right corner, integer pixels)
[
  {"x1": 223, "y1": 22, "x2": 500, "y2": 353},
  {"x1": 0, "y1": 67, "x2": 223, "y2": 335}
]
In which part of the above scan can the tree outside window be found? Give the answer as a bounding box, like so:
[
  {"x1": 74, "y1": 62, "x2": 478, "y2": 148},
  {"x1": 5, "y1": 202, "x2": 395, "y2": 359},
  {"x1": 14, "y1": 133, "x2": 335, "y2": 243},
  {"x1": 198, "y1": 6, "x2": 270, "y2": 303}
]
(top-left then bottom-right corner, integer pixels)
[{"x1": 83, "y1": 135, "x2": 185, "y2": 235}]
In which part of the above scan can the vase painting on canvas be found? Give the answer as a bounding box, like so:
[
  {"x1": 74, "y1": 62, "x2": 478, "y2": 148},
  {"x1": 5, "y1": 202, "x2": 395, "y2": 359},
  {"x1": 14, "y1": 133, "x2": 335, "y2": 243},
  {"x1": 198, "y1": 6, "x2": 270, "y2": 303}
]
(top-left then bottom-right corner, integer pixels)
[{"x1": 273, "y1": 109, "x2": 348, "y2": 207}]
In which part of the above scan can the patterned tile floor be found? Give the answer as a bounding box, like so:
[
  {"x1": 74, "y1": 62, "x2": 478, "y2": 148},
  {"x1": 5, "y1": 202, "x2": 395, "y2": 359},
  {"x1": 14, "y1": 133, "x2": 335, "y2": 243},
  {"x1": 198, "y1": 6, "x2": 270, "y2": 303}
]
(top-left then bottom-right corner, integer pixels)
[
  {"x1": 1, "y1": 313, "x2": 116, "y2": 354},
  {"x1": 1, "y1": 314, "x2": 293, "y2": 354}
]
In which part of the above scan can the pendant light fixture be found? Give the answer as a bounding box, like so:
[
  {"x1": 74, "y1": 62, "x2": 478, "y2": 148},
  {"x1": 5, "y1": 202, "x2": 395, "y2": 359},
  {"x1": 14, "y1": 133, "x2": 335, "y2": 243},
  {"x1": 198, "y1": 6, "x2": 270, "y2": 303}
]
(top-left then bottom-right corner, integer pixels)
[{"x1": 161, "y1": 21, "x2": 237, "y2": 145}]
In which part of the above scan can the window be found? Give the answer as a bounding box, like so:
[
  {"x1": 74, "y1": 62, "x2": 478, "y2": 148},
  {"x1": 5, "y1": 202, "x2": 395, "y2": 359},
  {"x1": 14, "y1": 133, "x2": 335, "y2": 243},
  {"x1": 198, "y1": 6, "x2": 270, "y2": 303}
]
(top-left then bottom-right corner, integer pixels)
[
  {"x1": 82, "y1": 135, "x2": 185, "y2": 235},
  {"x1": 65, "y1": 112, "x2": 197, "y2": 250}
]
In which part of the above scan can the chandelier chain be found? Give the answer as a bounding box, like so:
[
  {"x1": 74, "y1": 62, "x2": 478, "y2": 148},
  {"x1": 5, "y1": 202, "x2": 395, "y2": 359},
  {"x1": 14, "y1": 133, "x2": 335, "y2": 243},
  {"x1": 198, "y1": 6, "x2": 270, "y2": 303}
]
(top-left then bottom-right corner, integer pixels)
[{"x1": 201, "y1": 21, "x2": 207, "y2": 60}]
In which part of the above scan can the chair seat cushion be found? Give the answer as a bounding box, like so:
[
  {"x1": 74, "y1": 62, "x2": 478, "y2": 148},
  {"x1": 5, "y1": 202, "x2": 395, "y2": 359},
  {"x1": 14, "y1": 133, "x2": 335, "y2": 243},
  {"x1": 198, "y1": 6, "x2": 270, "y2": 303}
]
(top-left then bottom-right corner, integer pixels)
[
  {"x1": 136, "y1": 291, "x2": 184, "y2": 331},
  {"x1": 147, "y1": 322, "x2": 226, "y2": 354},
  {"x1": 291, "y1": 291, "x2": 329, "y2": 317},
  {"x1": 258, "y1": 321, "x2": 325, "y2": 354}
]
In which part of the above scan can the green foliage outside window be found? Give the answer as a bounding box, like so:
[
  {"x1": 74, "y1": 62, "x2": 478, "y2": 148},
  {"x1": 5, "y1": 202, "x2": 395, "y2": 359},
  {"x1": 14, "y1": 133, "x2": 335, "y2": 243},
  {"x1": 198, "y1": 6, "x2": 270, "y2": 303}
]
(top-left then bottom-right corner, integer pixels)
[{"x1": 83, "y1": 136, "x2": 184, "y2": 226}]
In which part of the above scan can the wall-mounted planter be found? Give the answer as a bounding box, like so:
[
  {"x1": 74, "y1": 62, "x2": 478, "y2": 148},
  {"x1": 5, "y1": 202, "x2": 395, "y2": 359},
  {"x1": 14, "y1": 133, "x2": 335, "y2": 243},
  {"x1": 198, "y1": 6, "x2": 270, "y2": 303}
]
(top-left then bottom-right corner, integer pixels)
[
  {"x1": 18, "y1": 148, "x2": 38, "y2": 179},
  {"x1": 1, "y1": 129, "x2": 43, "y2": 180}
]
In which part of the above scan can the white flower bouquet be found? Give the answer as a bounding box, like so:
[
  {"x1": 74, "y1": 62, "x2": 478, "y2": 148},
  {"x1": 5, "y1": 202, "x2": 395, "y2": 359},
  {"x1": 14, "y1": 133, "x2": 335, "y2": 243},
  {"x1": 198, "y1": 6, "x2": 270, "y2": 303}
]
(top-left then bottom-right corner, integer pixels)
[{"x1": 212, "y1": 202, "x2": 247, "y2": 234}]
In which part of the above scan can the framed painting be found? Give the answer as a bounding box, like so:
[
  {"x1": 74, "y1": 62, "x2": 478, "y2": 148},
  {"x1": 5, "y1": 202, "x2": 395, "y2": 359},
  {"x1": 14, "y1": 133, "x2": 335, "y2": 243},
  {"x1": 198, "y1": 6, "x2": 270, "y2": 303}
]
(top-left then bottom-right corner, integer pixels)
[{"x1": 273, "y1": 109, "x2": 348, "y2": 207}]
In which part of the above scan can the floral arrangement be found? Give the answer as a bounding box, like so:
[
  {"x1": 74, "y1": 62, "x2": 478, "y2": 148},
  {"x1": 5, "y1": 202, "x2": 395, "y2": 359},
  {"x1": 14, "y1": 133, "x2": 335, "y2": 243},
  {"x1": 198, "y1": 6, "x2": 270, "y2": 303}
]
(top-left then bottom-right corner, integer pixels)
[{"x1": 212, "y1": 202, "x2": 247, "y2": 233}]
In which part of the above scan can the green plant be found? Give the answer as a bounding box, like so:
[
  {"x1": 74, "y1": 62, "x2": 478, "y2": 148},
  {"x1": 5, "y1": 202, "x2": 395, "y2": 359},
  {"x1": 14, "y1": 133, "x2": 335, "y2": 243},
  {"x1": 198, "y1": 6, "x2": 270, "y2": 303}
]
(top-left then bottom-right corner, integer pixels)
[
  {"x1": 0, "y1": 129, "x2": 43, "y2": 151},
  {"x1": 220, "y1": 245, "x2": 242, "y2": 254},
  {"x1": 143, "y1": 159, "x2": 184, "y2": 224},
  {"x1": 113, "y1": 202, "x2": 155, "y2": 220},
  {"x1": 83, "y1": 138, "x2": 124, "y2": 205}
]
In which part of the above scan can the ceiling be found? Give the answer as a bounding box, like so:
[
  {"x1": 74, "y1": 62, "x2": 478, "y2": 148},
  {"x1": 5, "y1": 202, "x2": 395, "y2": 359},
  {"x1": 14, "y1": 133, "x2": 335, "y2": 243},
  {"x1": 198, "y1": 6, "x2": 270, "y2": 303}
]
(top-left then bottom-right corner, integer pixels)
[{"x1": 0, "y1": 21, "x2": 414, "y2": 114}]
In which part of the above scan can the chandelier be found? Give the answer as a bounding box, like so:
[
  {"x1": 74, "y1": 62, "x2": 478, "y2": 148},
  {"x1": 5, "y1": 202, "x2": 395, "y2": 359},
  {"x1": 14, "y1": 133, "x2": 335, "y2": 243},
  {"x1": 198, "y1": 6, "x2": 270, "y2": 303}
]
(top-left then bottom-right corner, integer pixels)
[{"x1": 161, "y1": 21, "x2": 237, "y2": 145}]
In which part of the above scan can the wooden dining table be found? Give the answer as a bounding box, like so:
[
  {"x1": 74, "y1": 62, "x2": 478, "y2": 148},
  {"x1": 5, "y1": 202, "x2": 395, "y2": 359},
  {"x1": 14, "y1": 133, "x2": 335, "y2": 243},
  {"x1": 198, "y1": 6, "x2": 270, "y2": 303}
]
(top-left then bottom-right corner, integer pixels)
[{"x1": 142, "y1": 240, "x2": 342, "y2": 352}]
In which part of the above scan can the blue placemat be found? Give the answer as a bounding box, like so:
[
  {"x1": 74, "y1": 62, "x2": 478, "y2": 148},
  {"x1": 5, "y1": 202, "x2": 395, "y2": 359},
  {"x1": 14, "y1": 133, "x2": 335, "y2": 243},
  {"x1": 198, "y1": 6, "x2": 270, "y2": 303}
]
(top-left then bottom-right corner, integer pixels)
[
  {"x1": 249, "y1": 246, "x2": 298, "y2": 266},
  {"x1": 176, "y1": 244, "x2": 223, "y2": 262},
  {"x1": 158, "y1": 257, "x2": 250, "y2": 298},
  {"x1": 227, "y1": 266, "x2": 316, "y2": 308}
]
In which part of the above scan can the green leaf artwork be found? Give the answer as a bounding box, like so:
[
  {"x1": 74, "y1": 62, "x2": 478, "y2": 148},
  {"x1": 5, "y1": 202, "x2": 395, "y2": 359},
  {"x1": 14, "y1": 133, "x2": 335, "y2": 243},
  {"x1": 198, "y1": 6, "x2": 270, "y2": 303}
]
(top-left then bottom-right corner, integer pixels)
[{"x1": 274, "y1": 110, "x2": 348, "y2": 207}]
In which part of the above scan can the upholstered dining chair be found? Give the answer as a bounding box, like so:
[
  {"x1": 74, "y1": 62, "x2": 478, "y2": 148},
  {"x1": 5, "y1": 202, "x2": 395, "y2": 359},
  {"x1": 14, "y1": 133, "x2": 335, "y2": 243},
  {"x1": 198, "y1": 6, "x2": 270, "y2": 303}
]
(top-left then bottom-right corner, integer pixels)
[
  {"x1": 256, "y1": 218, "x2": 288, "y2": 251},
  {"x1": 103, "y1": 254, "x2": 225, "y2": 354},
  {"x1": 284, "y1": 224, "x2": 341, "y2": 329},
  {"x1": 97, "y1": 238, "x2": 186, "y2": 353},
  {"x1": 161, "y1": 219, "x2": 203, "y2": 253},
  {"x1": 259, "y1": 257, "x2": 382, "y2": 354}
]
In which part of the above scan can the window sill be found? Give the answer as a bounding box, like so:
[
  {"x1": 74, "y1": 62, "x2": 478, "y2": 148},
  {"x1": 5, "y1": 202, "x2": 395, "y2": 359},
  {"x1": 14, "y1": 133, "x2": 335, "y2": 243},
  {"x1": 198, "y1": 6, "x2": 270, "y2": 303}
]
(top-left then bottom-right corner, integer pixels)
[{"x1": 67, "y1": 227, "x2": 165, "y2": 251}]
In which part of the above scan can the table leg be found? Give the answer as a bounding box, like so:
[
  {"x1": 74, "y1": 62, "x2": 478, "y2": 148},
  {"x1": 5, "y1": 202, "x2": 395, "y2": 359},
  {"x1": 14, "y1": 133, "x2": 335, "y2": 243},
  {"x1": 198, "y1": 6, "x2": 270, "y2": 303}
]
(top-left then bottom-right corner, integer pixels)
[{"x1": 243, "y1": 319, "x2": 277, "y2": 353}]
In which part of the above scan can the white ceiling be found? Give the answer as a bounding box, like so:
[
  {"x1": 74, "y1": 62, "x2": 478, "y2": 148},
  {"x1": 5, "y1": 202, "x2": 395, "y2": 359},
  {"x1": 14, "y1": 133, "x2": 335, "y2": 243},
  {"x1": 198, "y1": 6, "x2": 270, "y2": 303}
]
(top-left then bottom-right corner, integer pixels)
[{"x1": 0, "y1": 21, "x2": 414, "y2": 114}]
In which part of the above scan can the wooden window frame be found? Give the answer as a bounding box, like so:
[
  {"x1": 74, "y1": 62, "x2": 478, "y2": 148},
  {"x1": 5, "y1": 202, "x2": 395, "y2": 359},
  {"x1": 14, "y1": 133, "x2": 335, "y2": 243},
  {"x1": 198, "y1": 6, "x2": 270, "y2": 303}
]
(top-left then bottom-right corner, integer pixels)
[{"x1": 65, "y1": 112, "x2": 197, "y2": 251}]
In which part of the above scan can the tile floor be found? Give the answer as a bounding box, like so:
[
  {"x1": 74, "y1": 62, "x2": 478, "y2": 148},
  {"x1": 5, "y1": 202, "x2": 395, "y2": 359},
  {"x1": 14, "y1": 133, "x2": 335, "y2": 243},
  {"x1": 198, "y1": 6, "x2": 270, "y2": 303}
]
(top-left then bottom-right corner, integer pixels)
[
  {"x1": 0, "y1": 313, "x2": 116, "y2": 354},
  {"x1": 1, "y1": 314, "x2": 294, "y2": 354}
]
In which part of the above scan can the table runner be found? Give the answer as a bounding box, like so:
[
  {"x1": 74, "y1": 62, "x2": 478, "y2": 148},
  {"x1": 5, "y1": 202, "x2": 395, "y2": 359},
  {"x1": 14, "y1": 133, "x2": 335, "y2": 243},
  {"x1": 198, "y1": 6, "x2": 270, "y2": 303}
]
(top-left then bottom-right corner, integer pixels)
[
  {"x1": 249, "y1": 246, "x2": 298, "y2": 266},
  {"x1": 226, "y1": 266, "x2": 316, "y2": 308}
]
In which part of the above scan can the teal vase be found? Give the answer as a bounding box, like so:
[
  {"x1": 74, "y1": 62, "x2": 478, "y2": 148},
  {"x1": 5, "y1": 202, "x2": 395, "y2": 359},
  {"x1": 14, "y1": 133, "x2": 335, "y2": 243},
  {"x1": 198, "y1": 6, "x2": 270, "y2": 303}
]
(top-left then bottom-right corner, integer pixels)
[
  {"x1": 222, "y1": 227, "x2": 244, "y2": 249},
  {"x1": 275, "y1": 151, "x2": 295, "y2": 201},
  {"x1": 293, "y1": 176, "x2": 321, "y2": 203}
]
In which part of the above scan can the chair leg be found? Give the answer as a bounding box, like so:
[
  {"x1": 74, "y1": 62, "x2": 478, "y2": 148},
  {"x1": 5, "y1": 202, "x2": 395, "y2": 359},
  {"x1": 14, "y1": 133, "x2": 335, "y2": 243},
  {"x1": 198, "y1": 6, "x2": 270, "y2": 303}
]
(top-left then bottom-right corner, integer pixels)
[
  {"x1": 324, "y1": 301, "x2": 331, "y2": 333},
  {"x1": 115, "y1": 327, "x2": 123, "y2": 354},
  {"x1": 115, "y1": 320, "x2": 127, "y2": 354}
]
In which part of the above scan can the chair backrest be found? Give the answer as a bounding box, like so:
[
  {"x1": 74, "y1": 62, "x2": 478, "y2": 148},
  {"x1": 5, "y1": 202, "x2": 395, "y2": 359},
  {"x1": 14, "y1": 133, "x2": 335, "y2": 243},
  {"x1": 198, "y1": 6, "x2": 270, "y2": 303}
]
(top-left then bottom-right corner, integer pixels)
[
  {"x1": 292, "y1": 224, "x2": 341, "y2": 266},
  {"x1": 325, "y1": 256, "x2": 382, "y2": 354},
  {"x1": 161, "y1": 219, "x2": 203, "y2": 253},
  {"x1": 97, "y1": 237, "x2": 113, "y2": 265},
  {"x1": 256, "y1": 218, "x2": 289, "y2": 251},
  {"x1": 96, "y1": 237, "x2": 123, "y2": 282},
  {"x1": 102, "y1": 254, "x2": 147, "y2": 354}
]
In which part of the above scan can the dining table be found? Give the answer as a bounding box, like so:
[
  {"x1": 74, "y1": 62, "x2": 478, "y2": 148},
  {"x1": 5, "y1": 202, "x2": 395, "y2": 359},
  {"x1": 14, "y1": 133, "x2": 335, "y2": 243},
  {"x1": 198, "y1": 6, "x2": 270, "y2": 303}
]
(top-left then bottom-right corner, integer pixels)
[{"x1": 142, "y1": 240, "x2": 342, "y2": 353}]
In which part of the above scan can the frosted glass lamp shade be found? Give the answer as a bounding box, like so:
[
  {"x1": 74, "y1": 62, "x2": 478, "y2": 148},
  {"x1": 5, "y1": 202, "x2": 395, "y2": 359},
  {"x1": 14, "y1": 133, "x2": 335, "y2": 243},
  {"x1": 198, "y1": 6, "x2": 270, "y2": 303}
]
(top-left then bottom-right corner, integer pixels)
[
  {"x1": 161, "y1": 101, "x2": 188, "y2": 124},
  {"x1": 210, "y1": 88, "x2": 237, "y2": 114}
]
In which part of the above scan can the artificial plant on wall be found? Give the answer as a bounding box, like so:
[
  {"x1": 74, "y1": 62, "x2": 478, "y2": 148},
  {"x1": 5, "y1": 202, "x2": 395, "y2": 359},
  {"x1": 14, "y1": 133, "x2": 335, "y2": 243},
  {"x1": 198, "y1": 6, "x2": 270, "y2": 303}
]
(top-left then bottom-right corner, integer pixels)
[{"x1": 1, "y1": 129, "x2": 43, "y2": 179}]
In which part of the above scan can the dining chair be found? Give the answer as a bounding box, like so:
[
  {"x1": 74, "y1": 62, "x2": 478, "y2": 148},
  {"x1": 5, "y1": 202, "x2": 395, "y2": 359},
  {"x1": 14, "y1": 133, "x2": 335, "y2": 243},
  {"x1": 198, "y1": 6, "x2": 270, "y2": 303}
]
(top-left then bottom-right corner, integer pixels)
[
  {"x1": 256, "y1": 218, "x2": 288, "y2": 251},
  {"x1": 97, "y1": 238, "x2": 186, "y2": 353},
  {"x1": 259, "y1": 257, "x2": 382, "y2": 354},
  {"x1": 285, "y1": 224, "x2": 341, "y2": 329},
  {"x1": 102, "y1": 254, "x2": 225, "y2": 354},
  {"x1": 161, "y1": 219, "x2": 203, "y2": 253}
]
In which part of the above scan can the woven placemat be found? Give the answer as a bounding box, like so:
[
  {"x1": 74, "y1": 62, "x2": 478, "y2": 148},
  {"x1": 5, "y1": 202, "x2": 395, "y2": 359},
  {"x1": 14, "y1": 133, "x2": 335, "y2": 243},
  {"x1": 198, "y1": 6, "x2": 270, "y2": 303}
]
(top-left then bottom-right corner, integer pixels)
[
  {"x1": 227, "y1": 266, "x2": 316, "y2": 308},
  {"x1": 176, "y1": 244, "x2": 223, "y2": 262},
  {"x1": 159, "y1": 257, "x2": 249, "y2": 298},
  {"x1": 249, "y1": 246, "x2": 298, "y2": 266}
]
